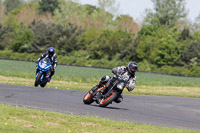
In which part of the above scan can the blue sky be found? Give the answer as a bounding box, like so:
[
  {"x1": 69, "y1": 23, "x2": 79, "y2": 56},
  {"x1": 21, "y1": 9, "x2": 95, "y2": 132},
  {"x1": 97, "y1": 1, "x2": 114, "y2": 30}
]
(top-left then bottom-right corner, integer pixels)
[{"x1": 79, "y1": 0, "x2": 200, "y2": 22}]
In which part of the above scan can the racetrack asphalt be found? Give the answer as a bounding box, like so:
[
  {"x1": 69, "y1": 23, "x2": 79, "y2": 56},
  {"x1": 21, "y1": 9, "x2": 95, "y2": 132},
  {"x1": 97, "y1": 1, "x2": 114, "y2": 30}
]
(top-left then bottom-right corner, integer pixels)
[{"x1": 0, "y1": 84, "x2": 200, "y2": 131}]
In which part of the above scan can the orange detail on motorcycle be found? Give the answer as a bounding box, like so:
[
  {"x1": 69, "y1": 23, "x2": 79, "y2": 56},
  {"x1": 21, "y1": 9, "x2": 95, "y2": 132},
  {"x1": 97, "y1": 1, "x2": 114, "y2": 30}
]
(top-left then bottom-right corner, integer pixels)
[
  {"x1": 106, "y1": 82, "x2": 110, "y2": 87},
  {"x1": 84, "y1": 93, "x2": 93, "y2": 100},
  {"x1": 100, "y1": 92, "x2": 114, "y2": 104},
  {"x1": 97, "y1": 87, "x2": 104, "y2": 92}
]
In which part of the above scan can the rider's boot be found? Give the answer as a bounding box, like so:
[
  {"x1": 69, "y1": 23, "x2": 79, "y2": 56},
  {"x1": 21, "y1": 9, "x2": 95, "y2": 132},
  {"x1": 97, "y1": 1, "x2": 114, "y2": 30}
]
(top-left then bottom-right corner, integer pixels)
[
  {"x1": 48, "y1": 70, "x2": 54, "y2": 82},
  {"x1": 96, "y1": 92, "x2": 104, "y2": 104},
  {"x1": 114, "y1": 95, "x2": 123, "y2": 103},
  {"x1": 91, "y1": 85, "x2": 103, "y2": 102},
  {"x1": 48, "y1": 77, "x2": 51, "y2": 82}
]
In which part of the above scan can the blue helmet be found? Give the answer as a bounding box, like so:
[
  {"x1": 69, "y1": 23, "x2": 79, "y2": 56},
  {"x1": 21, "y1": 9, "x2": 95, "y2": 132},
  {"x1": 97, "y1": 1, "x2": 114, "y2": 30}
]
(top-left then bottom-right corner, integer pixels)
[{"x1": 48, "y1": 47, "x2": 54, "y2": 57}]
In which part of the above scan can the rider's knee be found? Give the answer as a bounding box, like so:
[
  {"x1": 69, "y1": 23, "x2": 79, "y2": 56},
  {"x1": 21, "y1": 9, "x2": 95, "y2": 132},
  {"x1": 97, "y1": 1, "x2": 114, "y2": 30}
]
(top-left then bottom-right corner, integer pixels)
[{"x1": 99, "y1": 75, "x2": 110, "y2": 85}]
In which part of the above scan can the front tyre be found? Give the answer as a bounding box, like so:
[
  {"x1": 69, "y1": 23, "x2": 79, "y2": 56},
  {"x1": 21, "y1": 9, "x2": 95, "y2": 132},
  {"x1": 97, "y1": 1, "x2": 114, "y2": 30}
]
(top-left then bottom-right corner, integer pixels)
[
  {"x1": 40, "y1": 82, "x2": 47, "y2": 88},
  {"x1": 99, "y1": 91, "x2": 118, "y2": 107},
  {"x1": 35, "y1": 72, "x2": 42, "y2": 87},
  {"x1": 83, "y1": 92, "x2": 94, "y2": 104}
]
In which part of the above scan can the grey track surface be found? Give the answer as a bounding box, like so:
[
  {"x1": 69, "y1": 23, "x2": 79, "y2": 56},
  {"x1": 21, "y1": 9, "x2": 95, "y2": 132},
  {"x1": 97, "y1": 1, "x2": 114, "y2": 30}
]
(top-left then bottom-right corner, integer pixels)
[{"x1": 0, "y1": 84, "x2": 200, "y2": 131}]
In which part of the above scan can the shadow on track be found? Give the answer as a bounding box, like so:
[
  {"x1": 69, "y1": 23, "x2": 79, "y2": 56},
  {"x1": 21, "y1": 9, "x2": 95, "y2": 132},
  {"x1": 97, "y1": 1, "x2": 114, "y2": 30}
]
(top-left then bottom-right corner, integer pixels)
[{"x1": 90, "y1": 104, "x2": 129, "y2": 111}]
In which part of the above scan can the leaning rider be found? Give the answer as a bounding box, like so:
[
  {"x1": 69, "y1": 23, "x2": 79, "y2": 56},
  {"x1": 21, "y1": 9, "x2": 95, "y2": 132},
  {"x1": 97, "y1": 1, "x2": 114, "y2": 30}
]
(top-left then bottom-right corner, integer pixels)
[
  {"x1": 93, "y1": 62, "x2": 138, "y2": 103},
  {"x1": 37, "y1": 47, "x2": 57, "y2": 82}
]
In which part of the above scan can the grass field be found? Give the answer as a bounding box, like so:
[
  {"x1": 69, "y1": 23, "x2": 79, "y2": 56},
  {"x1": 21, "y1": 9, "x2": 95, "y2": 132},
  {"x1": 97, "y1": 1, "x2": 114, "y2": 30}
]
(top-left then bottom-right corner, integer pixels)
[
  {"x1": 1, "y1": 60, "x2": 200, "y2": 132},
  {"x1": 0, "y1": 59, "x2": 200, "y2": 98},
  {"x1": 0, "y1": 104, "x2": 198, "y2": 133},
  {"x1": 0, "y1": 59, "x2": 200, "y2": 86}
]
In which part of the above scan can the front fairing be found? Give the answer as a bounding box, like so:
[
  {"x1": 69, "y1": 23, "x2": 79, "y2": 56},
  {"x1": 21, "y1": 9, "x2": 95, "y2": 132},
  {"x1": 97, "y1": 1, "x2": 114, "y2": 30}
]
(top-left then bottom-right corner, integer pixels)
[
  {"x1": 106, "y1": 77, "x2": 125, "y2": 95},
  {"x1": 37, "y1": 58, "x2": 52, "y2": 72}
]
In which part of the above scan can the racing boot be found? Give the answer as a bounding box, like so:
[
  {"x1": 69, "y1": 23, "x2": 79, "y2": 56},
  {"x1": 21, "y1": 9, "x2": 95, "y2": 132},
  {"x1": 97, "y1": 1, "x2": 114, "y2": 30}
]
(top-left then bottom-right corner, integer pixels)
[
  {"x1": 96, "y1": 92, "x2": 104, "y2": 104},
  {"x1": 114, "y1": 95, "x2": 123, "y2": 103},
  {"x1": 48, "y1": 77, "x2": 51, "y2": 82}
]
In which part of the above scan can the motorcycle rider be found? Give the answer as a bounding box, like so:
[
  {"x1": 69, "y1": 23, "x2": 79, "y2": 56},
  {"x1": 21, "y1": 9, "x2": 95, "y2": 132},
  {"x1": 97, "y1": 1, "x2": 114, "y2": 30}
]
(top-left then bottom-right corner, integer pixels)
[
  {"x1": 36, "y1": 47, "x2": 57, "y2": 82},
  {"x1": 93, "y1": 62, "x2": 138, "y2": 103}
]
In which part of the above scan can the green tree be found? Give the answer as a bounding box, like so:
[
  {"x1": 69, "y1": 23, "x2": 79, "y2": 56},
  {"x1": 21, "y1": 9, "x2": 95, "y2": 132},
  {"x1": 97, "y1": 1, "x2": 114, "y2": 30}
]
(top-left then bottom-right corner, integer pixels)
[
  {"x1": 180, "y1": 35, "x2": 200, "y2": 67},
  {"x1": 0, "y1": 0, "x2": 6, "y2": 23},
  {"x1": 39, "y1": 0, "x2": 59, "y2": 15},
  {"x1": 98, "y1": 0, "x2": 119, "y2": 17},
  {"x1": 53, "y1": 0, "x2": 116, "y2": 30},
  {"x1": 56, "y1": 23, "x2": 84, "y2": 54},
  {"x1": 0, "y1": 24, "x2": 11, "y2": 50},
  {"x1": 155, "y1": 28, "x2": 182, "y2": 66},
  {"x1": 29, "y1": 21, "x2": 51, "y2": 52},
  {"x1": 78, "y1": 28, "x2": 101, "y2": 52},
  {"x1": 116, "y1": 15, "x2": 139, "y2": 34},
  {"x1": 136, "y1": 26, "x2": 184, "y2": 66},
  {"x1": 4, "y1": 0, "x2": 24, "y2": 13},
  {"x1": 136, "y1": 25, "x2": 158, "y2": 62},
  {"x1": 30, "y1": 21, "x2": 83, "y2": 54},
  {"x1": 144, "y1": 0, "x2": 188, "y2": 27},
  {"x1": 53, "y1": 0, "x2": 88, "y2": 26},
  {"x1": 192, "y1": 14, "x2": 200, "y2": 32},
  {"x1": 96, "y1": 30, "x2": 134, "y2": 60},
  {"x1": 10, "y1": 24, "x2": 34, "y2": 52},
  {"x1": 96, "y1": 0, "x2": 120, "y2": 29},
  {"x1": 83, "y1": 4, "x2": 97, "y2": 15}
]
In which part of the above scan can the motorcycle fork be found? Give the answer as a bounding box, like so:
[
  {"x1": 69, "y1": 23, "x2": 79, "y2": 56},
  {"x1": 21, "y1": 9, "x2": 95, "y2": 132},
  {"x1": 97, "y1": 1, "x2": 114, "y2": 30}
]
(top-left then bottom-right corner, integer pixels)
[
  {"x1": 40, "y1": 73, "x2": 44, "y2": 81},
  {"x1": 45, "y1": 71, "x2": 51, "y2": 78},
  {"x1": 104, "y1": 82, "x2": 118, "y2": 98}
]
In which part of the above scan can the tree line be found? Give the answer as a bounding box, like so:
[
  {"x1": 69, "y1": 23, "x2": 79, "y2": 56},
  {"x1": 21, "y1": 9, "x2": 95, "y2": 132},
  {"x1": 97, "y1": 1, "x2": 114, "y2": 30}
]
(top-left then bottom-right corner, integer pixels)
[{"x1": 0, "y1": 0, "x2": 200, "y2": 76}]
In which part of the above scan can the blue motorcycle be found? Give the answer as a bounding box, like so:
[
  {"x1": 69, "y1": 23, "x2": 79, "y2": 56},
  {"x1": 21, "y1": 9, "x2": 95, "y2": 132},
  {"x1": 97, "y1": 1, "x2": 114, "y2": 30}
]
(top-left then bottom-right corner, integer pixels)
[{"x1": 35, "y1": 57, "x2": 52, "y2": 87}]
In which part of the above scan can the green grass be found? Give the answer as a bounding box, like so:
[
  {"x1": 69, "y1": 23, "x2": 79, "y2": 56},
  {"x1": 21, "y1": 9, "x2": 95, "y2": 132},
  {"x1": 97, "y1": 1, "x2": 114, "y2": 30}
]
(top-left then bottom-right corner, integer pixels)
[
  {"x1": 0, "y1": 59, "x2": 109, "y2": 83},
  {"x1": 0, "y1": 61, "x2": 200, "y2": 132},
  {"x1": 0, "y1": 104, "x2": 198, "y2": 133},
  {"x1": 137, "y1": 72, "x2": 200, "y2": 87},
  {"x1": 0, "y1": 59, "x2": 200, "y2": 87},
  {"x1": 1, "y1": 59, "x2": 200, "y2": 98}
]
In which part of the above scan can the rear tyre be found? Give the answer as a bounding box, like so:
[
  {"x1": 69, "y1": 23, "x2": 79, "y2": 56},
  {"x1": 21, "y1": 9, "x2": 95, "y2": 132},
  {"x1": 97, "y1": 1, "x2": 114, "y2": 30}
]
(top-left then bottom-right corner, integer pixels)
[
  {"x1": 35, "y1": 73, "x2": 42, "y2": 87},
  {"x1": 83, "y1": 92, "x2": 94, "y2": 104},
  {"x1": 99, "y1": 91, "x2": 118, "y2": 107}
]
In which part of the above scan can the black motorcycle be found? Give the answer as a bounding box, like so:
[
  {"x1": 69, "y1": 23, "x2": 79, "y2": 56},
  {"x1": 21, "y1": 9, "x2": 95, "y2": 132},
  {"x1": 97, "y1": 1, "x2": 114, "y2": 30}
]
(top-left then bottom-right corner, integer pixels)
[{"x1": 83, "y1": 77, "x2": 125, "y2": 107}]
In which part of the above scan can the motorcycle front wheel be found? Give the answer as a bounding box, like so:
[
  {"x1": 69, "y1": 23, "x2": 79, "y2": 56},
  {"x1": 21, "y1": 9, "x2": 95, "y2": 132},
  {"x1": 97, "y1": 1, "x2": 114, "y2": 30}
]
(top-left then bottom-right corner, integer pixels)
[
  {"x1": 35, "y1": 72, "x2": 42, "y2": 87},
  {"x1": 40, "y1": 82, "x2": 47, "y2": 88},
  {"x1": 83, "y1": 92, "x2": 94, "y2": 104},
  {"x1": 99, "y1": 91, "x2": 118, "y2": 107}
]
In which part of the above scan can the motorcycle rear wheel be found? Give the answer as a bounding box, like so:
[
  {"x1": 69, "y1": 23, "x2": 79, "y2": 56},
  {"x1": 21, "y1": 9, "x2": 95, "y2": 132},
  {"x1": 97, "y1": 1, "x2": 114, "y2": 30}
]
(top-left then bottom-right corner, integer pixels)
[
  {"x1": 83, "y1": 92, "x2": 94, "y2": 104},
  {"x1": 35, "y1": 73, "x2": 42, "y2": 87},
  {"x1": 99, "y1": 91, "x2": 118, "y2": 107}
]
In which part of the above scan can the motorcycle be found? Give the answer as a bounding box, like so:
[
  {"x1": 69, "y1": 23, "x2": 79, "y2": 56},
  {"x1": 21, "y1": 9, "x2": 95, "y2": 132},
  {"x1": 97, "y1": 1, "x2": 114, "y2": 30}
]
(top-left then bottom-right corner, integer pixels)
[
  {"x1": 35, "y1": 57, "x2": 52, "y2": 87},
  {"x1": 83, "y1": 77, "x2": 125, "y2": 107}
]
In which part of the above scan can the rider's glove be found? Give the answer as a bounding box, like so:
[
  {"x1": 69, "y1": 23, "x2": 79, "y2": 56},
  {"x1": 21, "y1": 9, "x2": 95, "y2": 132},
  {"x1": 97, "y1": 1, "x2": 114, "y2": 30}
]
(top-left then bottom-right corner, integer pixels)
[
  {"x1": 127, "y1": 84, "x2": 134, "y2": 91},
  {"x1": 127, "y1": 87, "x2": 134, "y2": 92},
  {"x1": 50, "y1": 66, "x2": 54, "y2": 71},
  {"x1": 37, "y1": 58, "x2": 40, "y2": 63}
]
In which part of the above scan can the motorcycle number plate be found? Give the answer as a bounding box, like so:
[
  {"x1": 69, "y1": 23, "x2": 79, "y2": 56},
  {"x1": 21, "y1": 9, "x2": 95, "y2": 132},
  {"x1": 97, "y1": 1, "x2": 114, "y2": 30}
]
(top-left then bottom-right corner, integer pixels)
[{"x1": 41, "y1": 64, "x2": 46, "y2": 68}]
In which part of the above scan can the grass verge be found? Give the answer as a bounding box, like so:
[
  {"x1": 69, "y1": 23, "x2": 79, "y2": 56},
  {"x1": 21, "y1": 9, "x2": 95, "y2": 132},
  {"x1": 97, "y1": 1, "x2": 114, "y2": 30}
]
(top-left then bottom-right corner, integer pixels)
[
  {"x1": 1, "y1": 59, "x2": 200, "y2": 98},
  {"x1": 1, "y1": 75, "x2": 200, "y2": 98},
  {"x1": 1, "y1": 59, "x2": 200, "y2": 87},
  {"x1": 0, "y1": 104, "x2": 198, "y2": 133}
]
